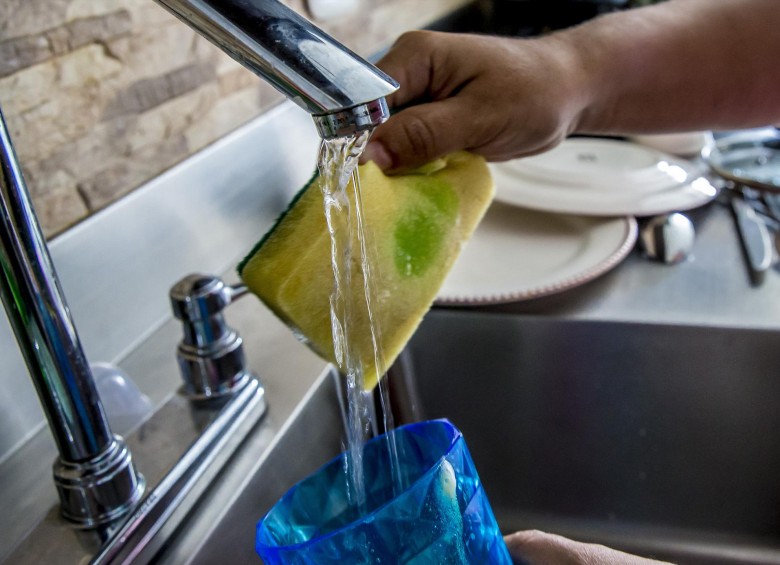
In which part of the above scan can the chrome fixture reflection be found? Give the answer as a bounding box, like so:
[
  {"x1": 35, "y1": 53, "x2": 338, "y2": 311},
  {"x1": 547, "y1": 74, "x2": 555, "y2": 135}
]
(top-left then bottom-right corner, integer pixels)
[
  {"x1": 0, "y1": 109, "x2": 145, "y2": 527},
  {"x1": 153, "y1": 0, "x2": 399, "y2": 138}
]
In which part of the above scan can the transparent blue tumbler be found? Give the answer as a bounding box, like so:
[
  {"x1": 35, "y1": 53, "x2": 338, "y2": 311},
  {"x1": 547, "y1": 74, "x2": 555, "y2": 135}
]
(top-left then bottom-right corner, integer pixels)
[{"x1": 255, "y1": 419, "x2": 512, "y2": 564}]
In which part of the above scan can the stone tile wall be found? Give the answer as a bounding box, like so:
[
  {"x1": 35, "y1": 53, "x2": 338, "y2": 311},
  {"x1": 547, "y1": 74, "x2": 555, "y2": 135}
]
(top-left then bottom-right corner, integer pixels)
[{"x1": 0, "y1": 0, "x2": 470, "y2": 237}]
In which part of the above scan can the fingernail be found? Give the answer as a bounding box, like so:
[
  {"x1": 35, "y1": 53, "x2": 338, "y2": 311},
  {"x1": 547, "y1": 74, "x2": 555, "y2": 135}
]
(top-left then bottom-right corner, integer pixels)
[{"x1": 362, "y1": 141, "x2": 393, "y2": 171}]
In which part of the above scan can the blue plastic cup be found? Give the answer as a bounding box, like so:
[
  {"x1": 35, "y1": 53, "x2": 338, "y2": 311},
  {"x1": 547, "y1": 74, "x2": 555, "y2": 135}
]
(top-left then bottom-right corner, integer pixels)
[{"x1": 255, "y1": 419, "x2": 512, "y2": 564}]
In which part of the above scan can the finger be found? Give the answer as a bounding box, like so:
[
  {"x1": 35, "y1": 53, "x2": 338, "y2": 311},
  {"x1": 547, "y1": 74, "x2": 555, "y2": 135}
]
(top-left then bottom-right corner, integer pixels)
[
  {"x1": 364, "y1": 97, "x2": 476, "y2": 172},
  {"x1": 504, "y1": 530, "x2": 674, "y2": 565},
  {"x1": 374, "y1": 31, "x2": 445, "y2": 109},
  {"x1": 504, "y1": 530, "x2": 572, "y2": 564}
]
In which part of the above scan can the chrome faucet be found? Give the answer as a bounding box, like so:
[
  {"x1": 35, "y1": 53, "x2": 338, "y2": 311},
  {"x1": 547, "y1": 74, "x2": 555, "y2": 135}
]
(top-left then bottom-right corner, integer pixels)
[
  {"x1": 153, "y1": 0, "x2": 399, "y2": 138},
  {"x1": 0, "y1": 109, "x2": 145, "y2": 527},
  {"x1": 0, "y1": 0, "x2": 395, "y2": 540}
]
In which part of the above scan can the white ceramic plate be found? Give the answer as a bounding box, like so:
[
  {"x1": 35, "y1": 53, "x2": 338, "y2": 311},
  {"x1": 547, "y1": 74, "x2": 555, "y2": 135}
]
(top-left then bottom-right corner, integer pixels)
[
  {"x1": 436, "y1": 202, "x2": 638, "y2": 305},
  {"x1": 513, "y1": 138, "x2": 686, "y2": 189},
  {"x1": 629, "y1": 131, "x2": 713, "y2": 157},
  {"x1": 492, "y1": 138, "x2": 718, "y2": 216}
]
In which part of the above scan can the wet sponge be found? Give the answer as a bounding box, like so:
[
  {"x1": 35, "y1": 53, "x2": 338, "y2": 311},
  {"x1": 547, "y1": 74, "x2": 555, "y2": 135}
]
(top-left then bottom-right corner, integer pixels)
[{"x1": 238, "y1": 152, "x2": 493, "y2": 390}]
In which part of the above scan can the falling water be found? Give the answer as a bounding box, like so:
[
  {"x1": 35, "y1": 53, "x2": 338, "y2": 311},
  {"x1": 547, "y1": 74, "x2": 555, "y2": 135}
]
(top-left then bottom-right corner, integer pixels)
[{"x1": 318, "y1": 132, "x2": 401, "y2": 510}]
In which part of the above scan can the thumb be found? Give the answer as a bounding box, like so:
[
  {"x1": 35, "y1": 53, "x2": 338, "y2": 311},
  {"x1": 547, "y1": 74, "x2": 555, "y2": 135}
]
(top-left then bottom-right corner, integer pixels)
[{"x1": 364, "y1": 98, "x2": 474, "y2": 172}]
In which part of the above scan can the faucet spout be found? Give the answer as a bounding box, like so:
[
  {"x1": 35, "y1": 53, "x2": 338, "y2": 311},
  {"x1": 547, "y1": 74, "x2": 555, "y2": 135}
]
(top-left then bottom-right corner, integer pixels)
[{"x1": 153, "y1": 0, "x2": 399, "y2": 138}]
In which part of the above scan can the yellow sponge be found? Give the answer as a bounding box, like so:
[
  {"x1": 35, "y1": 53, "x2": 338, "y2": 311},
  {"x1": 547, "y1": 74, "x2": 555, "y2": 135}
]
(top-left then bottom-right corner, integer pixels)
[{"x1": 238, "y1": 152, "x2": 494, "y2": 389}]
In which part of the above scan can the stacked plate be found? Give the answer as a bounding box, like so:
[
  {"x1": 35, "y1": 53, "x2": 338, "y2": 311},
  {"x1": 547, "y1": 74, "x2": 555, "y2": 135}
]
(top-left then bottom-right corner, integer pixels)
[
  {"x1": 436, "y1": 202, "x2": 638, "y2": 305},
  {"x1": 437, "y1": 138, "x2": 718, "y2": 305},
  {"x1": 705, "y1": 126, "x2": 780, "y2": 192},
  {"x1": 490, "y1": 138, "x2": 718, "y2": 217}
]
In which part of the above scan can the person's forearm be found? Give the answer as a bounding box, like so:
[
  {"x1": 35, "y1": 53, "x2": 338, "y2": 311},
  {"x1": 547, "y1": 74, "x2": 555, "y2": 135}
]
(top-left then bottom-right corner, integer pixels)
[
  {"x1": 559, "y1": 0, "x2": 780, "y2": 134},
  {"x1": 364, "y1": 0, "x2": 780, "y2": 171}
]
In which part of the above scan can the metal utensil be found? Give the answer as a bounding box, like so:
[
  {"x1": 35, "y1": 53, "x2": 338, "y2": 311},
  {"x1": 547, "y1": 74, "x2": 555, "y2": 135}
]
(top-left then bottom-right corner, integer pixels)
[
  {"x1": 762, "y1": 190, "x2": 780, "y2": 223},
  {"x1": 775, "y1": 230, "x2": 780, "y2": 264},
  {"x1": 730, "y1": 191, "x2": 773, "y2": 285},
  {"x1": 639, "y1": 213, "x2": 696, "y2": 264}
]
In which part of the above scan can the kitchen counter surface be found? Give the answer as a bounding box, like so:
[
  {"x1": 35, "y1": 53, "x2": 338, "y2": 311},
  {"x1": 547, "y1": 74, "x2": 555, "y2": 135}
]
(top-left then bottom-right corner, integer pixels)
[{"x1": 465, "y1": 198, "x2": 780, "y2": 330}]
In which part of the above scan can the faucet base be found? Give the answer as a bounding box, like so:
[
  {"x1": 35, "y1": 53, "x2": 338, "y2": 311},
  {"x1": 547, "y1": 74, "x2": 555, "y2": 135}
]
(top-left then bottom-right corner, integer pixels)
[
  {"x1": 53, "y1": 436, "x2": 145, "y2": 528},
  {"x1": 90, "y1": 375, "x2": 267, "y2": 563},
  {"x1": 6, "y1": 374, "x2": 268, "y2": 564}
]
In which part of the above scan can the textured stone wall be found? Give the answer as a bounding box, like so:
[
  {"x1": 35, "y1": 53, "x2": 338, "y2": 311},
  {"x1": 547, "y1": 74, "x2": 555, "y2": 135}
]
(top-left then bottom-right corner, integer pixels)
[{"x1": 0, "y1": 0, "x2": 470, "y2": 237}]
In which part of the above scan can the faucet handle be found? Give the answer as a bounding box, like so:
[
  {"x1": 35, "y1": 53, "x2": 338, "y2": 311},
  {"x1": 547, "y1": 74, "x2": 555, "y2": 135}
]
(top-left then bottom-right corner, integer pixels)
[{"x1": 169, "y1": 274, "x2": 256, "y2": 401}]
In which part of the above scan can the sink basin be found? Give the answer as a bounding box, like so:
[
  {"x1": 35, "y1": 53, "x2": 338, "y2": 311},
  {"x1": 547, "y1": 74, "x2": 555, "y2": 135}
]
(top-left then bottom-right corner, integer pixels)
[
  {"x1": 158, "y1": 311, "x2": 780, "y2": 564},
  {"x1": 404, "y1": 311, "x2": 780, "y2": 565}
]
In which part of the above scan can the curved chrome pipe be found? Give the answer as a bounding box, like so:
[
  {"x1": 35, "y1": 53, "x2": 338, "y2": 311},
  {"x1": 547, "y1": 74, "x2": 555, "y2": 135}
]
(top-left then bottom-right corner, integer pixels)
[
  {"x1": 153, "y1": 0, "x2": 399, "y2": 138},
  {"x1": 0, "y1": 109, "x2": 144, "y2": 526}
]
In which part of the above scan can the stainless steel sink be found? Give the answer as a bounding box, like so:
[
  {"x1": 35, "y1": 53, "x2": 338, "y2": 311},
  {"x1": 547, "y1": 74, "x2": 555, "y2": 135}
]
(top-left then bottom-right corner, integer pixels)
[
  {"x1": 402, "y1": 311, "x2": 780, "y2": 565},
  {"x1": 152, "y1": 366, "x2": 346, "y2": 564},
  {"x1": 158, "y1": 310, "x2": 780, "y2": 565}
]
